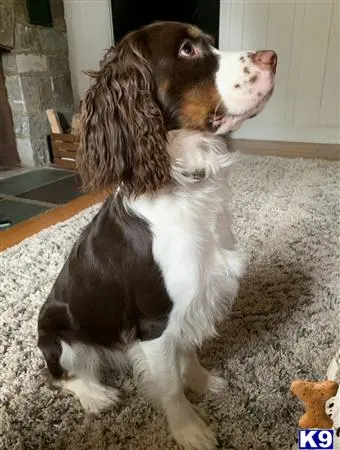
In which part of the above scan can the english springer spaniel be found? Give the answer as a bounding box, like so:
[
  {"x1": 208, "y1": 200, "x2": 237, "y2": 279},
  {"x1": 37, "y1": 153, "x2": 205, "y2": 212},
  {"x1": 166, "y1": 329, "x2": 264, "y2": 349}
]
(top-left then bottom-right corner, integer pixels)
[{"x1": 38, "y1": 21, "x2": 277, "y2": 449}]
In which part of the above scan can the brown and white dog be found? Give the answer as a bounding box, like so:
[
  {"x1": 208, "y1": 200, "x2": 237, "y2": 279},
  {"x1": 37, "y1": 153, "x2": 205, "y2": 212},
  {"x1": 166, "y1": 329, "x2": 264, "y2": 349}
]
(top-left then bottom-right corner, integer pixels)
[{"x1": 38, "y1": 21, "x2": 277, "y2": 449}]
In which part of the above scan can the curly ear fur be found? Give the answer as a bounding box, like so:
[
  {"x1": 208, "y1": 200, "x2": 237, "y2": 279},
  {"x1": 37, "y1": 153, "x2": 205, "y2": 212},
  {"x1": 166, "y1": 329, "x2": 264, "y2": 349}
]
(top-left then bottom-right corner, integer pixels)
[{"x1": 77, "y1": 35, "x2": 171, "y2": 197}]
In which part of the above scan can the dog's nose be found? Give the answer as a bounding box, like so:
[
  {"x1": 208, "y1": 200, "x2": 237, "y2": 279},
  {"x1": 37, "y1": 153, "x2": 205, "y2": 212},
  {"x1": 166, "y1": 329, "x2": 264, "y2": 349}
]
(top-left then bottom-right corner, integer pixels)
[{"x1": 252, "y1": 50, "x2": 277, "y2": 73}]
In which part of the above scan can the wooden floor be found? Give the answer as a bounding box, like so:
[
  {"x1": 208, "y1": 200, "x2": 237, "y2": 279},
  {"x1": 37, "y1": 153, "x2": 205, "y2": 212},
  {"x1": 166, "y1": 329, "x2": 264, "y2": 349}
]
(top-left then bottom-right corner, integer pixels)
[
  {"x1": 235, "y1": 139, "x2": 340, "y2": 161},
  {"x1": 1, "y1": 139, "x2": 339, "y2": 251},
  {"x1": 0, "y1": 192, "x2": 106, "y2": 251}
]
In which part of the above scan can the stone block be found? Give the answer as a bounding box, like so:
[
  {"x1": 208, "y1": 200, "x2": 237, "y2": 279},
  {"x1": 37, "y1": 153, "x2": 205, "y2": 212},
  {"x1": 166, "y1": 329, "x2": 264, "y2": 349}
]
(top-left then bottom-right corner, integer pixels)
[
  {"x1": 47, "y1": 54, "x2": 70, "y2": 75},
  {"x1": 33, "y1": 138, "x2": 50, "y2": 166},
  {"x1": 53, "y1": 17, "x2": 66, "y2": 31},
  {"x1": 5, "y1": 76, "x2": 27, "y2": 113},
  {"x1": 28, "y1": 112, "x2": 51, "y2": 142},
  {"x1": 52, "y1": 74, "x2": 74, "y2": 111},
  {"x1": 15, "y1": 137, "x2": 35, "y2": 166},
  {"x1": 19, "y1": 74, "x2": 39, "y2": 110},
  {"x1": 5, "y1": 75, "x2": 22, "y2": 101},
  {"x1": 37, "y1": 27, "x2": 67, "y2": 54},
  {"x1": 0, "y1": 1, "x2": 14, "y2": 50},
  {"x1": 12, "y1": 112, "x2": 30, "y2": 137},
  {"x1": 39, "y1": 75, "x2": 55, "y2": 111},
  {"x1": 14, "y1": 22, "x2": 40, "y2": 53},
  {"x1": 2, "y1": 52, "x2": 17, "y2": 75},
  {"x1": 51, "y1": 0, "x2": 66, "y2": 31},
  {"x1": 20, "y1": 74, "x2": 54, "y2": 113},
  {"x1": 17, "y1": 54, "x2": 48, "y2": 73},
  {"x1": 14, "y1": 0, "x2": 28, "y2": 22}
]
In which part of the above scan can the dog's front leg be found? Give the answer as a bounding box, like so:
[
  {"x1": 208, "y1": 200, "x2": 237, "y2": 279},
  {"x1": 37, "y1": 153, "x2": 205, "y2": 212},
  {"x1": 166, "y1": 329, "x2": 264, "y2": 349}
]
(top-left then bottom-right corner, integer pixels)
[
  {"x1": 179, "y1": 349, "x2": 226, "y2": 396},
  {"x1": 128, "y1": 336, "x2": 217, "y2": 450}
]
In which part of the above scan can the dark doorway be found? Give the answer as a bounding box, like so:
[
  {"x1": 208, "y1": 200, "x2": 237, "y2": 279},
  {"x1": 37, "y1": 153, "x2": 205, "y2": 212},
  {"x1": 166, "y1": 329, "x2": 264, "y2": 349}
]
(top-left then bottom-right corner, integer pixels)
[
  {"x1": 0, "y1": 60, "x2": 20, "y2": 169},
  {"x1": 111, "y1": 0, "x2": 220, "y2": 46}
]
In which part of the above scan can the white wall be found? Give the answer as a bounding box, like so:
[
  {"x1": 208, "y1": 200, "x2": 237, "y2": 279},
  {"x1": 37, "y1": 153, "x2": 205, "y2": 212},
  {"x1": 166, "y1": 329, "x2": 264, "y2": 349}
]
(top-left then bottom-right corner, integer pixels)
[
  {"x1": 63, "y1": 0, "x2": 114, "y2": 108},
  {"x1": 219, "y1": 0, "x2": 340, "y2": 144}
]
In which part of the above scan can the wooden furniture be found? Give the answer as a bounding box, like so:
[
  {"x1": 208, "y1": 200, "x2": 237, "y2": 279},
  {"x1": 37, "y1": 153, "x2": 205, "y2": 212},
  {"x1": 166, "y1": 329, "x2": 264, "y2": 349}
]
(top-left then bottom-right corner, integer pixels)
[{"x1": 50, "y1": 133, "x2": 79, "y2": 170}]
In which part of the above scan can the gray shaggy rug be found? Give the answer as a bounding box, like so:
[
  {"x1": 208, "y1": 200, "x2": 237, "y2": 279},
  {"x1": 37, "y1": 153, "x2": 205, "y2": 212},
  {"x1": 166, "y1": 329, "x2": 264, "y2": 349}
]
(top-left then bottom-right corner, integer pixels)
[{"x1": 1, "y1": 155, "x2": 339, "y2": 450}]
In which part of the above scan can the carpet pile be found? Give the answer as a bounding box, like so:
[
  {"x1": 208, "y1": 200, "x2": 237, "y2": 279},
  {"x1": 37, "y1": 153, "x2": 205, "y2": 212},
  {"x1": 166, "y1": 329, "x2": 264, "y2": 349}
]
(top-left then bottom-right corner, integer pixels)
[{"x1": 1, "y1": 155, "x2": 339, "y2": 449}]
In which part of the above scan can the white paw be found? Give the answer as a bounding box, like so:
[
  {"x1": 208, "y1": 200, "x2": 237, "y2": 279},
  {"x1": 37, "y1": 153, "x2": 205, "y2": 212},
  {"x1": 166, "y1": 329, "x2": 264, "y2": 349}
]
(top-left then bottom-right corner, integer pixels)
[
  {"x1": 207, "y1": 374, "x2": 227, "y2": 394},
  {"x1": 185, "y1": 372, "x2": 226, "y2": 396},
  {"x1": 61, "y1": 378, "x2": 120, "y2": 413},
  {"x1": 169, "y1": 406, "x2": 217, "y2": 450},
  {"x1": 79, "y1": 385, "x2": 120, "y2": 413}
]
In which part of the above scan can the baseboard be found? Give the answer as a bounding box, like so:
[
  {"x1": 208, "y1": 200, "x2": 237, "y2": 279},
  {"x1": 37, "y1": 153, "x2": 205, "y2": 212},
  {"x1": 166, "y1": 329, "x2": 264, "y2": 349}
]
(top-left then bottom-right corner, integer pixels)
[{"x1": 234, "y1": 139, "x2": 340, "y2": 161}]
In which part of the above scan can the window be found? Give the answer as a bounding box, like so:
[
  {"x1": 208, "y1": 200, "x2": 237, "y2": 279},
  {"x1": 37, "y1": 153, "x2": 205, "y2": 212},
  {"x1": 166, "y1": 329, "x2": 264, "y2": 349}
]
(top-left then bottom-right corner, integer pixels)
[
  {"x1": 27, "y1": 0, "x2": 53, "y2": 27},
  {"x1": 110, "y1": 0, "x2": 220, "y2": 47}
]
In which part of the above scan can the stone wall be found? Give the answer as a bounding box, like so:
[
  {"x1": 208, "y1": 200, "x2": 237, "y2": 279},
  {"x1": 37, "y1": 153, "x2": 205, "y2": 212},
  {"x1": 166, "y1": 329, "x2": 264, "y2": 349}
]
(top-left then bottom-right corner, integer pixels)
[{"x1": 0, "y1": 0, "x2": 74, "y2": 167}]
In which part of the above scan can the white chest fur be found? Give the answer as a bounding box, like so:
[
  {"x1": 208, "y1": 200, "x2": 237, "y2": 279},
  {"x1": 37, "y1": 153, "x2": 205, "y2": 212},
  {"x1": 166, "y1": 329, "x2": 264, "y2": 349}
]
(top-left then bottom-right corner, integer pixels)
[{"x1": 129, "y1": 131, "x2": 245, "y2": 348}]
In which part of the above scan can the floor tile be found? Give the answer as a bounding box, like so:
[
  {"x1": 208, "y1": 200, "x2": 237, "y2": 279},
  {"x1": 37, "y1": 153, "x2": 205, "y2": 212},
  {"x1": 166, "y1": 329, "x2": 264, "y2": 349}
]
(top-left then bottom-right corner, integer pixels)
[
  {"x1": 0, "y1": 168, "x2": 73, "y2": 195},
  {"x1": 0, "y1": 199, "x2": 51, "y2": 228},
  {"x1": 18, "y1": 175, "x2": 83, "y2": 204},
  {"x1": 0, "y1": 168, "x2": 30, "y2": 181}
]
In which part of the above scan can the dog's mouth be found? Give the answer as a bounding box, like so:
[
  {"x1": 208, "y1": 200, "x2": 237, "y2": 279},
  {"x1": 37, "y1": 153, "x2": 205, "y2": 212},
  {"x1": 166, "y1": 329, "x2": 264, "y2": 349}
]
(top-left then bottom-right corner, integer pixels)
[
  {"x1": 210, "y1": 87, "x2": 274, "y2": 133},
  {"x1": 210, "y1": 110, "x2": 257, "y2": 133}
]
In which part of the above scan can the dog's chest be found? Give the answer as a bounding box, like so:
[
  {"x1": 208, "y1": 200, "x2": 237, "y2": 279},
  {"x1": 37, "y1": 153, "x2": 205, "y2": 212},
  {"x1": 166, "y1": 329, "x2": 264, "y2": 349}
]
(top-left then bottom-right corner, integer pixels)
[{"x1": 132, "y1": 183, "x2": 243, "y2": 345}]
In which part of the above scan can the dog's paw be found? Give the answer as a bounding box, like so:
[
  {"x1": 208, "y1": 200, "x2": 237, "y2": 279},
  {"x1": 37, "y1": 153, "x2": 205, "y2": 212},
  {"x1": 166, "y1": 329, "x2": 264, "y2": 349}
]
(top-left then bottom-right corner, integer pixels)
[
  {"x1": 169, "y1": 405, "x2": 217, "y2": 450},
  {"x1": 61, "y1": 378, "x2": 120, "y2": 413},
  {"x1": 206, "y1": 373, "x2": 227, "y2": 394},
  {"x1": 172, "y1": 421, "x2": 217, "y2": 449},
  {"x1": 185, "y1": 371, "x2": 226, "y2": 396}
]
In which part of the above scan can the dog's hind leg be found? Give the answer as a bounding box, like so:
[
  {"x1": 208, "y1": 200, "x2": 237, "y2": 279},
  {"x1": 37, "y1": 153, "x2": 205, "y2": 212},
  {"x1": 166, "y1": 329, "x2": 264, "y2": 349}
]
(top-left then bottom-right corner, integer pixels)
[{"x1": 38, "y1": 335, "x2": 120, "y2": 413}]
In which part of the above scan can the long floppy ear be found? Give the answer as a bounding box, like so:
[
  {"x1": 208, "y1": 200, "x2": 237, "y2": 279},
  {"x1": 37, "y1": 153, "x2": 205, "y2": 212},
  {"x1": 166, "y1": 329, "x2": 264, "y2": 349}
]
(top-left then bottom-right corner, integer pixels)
[{"x1": 77, "y1": 35, "x2": 171, "y2": 197}]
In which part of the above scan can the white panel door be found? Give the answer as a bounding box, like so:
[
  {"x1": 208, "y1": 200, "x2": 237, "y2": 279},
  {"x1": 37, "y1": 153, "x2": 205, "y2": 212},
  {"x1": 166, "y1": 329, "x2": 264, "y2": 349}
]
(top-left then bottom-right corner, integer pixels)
[
  {"x1": 63, "y1": 0, "x2": 114, "y2": 108},
  {"x1": 219, "y1": 0, "x2": 340, "y2": 144}
]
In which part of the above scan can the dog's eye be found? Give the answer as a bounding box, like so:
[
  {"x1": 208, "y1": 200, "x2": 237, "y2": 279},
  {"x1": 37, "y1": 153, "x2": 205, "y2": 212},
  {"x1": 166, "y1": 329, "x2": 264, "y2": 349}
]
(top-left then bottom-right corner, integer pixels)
[{"x1": 179, "y1": 41, "x2": 200, "y2": 58}]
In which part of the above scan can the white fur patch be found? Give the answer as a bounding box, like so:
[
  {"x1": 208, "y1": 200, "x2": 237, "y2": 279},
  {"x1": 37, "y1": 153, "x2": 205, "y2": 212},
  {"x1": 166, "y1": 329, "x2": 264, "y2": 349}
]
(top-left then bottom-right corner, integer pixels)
[
  {"x1": 59, "y1": 340, "x2": 127, "y2": 412},
  {"x1": 168, "y1": 400, "x2": 217, "y2": 450},
  {"x1": 128, "y1": 337, "x2": 218, "y2": 449},
  {"x1": 129, "y1": 132, "x2": 244, "y2": 349},
  {"x1": 60, "y1": 378, "x2": 119, "y2": 413},
  {"x1": 214, "y1": 50, "x2": 274, "y2": 133},
  {"x1": 60, "y1": 341, "x2": 129, "y2": 377}
]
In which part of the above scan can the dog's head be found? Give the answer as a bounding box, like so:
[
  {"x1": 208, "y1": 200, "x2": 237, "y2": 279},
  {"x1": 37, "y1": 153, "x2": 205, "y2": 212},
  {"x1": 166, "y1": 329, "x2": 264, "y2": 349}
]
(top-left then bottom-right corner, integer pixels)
[{"x1": 78, "y1": 21, "x2": 277, "y2": 196}]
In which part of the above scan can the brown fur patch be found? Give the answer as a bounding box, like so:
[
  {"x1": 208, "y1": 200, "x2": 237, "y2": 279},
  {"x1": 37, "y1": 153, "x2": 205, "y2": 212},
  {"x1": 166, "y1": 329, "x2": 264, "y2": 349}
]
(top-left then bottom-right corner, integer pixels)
[
  {"x1": 243, "y1": 66, "x2": 250, "y2": 74},
  {"x1": 181, "y1": 83, "x2": 222, "y2": 129},
  {"x1": 161, "y1": 81, "x2": 169, "y2": 91},
  {"x1": 249, "y1": 75, "x2": 258, "y2": 84},
  {"x1": 159, "y1": 81, "x2": 170, "y2": 97},
  {"x1": 78, "y1": 37, "x2": 171, "y2": 197},
  {"x1": 187, "y1": 25, "x2": 201, "y2": 38}
]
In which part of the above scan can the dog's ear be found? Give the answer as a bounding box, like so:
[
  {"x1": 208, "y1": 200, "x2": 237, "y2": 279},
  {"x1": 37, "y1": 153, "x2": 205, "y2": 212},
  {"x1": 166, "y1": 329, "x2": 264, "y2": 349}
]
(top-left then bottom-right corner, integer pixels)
[{"x1": 77, "y1": 35, "x2": 171, "y2": 197}]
